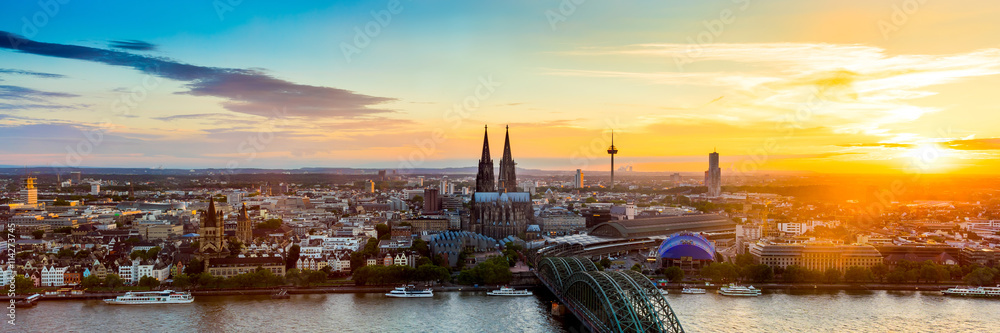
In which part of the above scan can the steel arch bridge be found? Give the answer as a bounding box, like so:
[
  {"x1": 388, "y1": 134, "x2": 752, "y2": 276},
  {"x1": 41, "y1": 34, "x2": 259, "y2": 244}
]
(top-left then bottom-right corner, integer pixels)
[{"x1": 536, "y1": 257, "x2": 684, "y2": 333}]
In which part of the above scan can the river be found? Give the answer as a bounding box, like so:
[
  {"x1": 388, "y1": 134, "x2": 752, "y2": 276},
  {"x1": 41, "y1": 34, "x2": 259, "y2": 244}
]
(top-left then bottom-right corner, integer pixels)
[{"x1": 14, "y1": 289, "x2": 1000, "y2": 332}]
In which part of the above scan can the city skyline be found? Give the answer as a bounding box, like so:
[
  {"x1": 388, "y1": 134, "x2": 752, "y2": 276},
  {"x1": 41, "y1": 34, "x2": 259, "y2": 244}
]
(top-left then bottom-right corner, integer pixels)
[{"x1": 5, "y1": 1, "x2": 1000, "y2": 174}]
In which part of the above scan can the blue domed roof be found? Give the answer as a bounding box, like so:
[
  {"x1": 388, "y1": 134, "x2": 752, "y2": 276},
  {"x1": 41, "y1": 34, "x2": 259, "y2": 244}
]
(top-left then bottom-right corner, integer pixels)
[{"x1": 657, "y1": 232, "x2": 715, "y2": 261}]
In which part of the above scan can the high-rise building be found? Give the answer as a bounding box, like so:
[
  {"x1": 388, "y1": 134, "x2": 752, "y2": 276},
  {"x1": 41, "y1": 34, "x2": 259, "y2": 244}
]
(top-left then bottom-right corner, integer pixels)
[
  {"x1": 705, "y1": 150, "x2": 721, "y2": 197},
  {"x1": 366, "y1": 180, "x2": 375, "y2": 193},
  {"x1": 70, "y1": 171, "x2": 81, "y2": 184},
  {"x1": 21, "y1": 177, "x2": 38, "y2": 206},
  {"x1": 90, "y1": 183, "x2": 101, "y2": 196},
  {"x1": 423, "y1": 188, "x2": 441, "y2": 213},
  {"x1": 574, "y1": 169, "x2": 584, "y2": 188}
]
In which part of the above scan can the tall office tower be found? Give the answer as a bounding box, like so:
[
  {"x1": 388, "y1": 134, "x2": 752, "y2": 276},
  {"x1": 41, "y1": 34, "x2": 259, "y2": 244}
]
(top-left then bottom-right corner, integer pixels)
[
  {"x1": 497, "y1": 126, "x2": 518, "y2": 193},
  {"x1": 21, "y1": 177, "x2": 38, "y2": 206},
  {"x1": 70, "y1": 171, "x2": 81, "y2": 184},
  {"x1": 705, "y1": 150, "x2": 721, "y2": 197},
  {"x1": 440, "y1": 176, "x2": 449, "y2": 194},
  {"x1": 423, "y1": 188, "x2": 441, "y2": 213},
  {"x1": 366, "y1": 180, "x2": 375, "y2": 193},
  {"x1": 574, "y1": 169, "x2": 584, "y2": 188},
  {"x1": 475, "y1": 125, "x2": 496, "y2": 192},
  {"x1": 91, "y1": 183, "x2": 101, "y2": 196}
]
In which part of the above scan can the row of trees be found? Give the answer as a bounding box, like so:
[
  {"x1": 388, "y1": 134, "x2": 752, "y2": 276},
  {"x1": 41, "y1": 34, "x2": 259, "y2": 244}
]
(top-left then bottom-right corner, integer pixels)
[
  {"x1": 694, "y1": 255, "x2": 1000, "y2": 285},
  {"x1": 352, "y1": 264, "x2": 451, "y2": 286},
  {"x1": 456, "y1": 257, "x2": 514, "y2": 285}
]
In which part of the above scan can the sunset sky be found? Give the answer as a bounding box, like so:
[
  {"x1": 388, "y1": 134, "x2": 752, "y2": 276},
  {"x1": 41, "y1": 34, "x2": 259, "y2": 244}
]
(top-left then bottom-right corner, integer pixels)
[{"x1": 3, "y1": 1, "x2": 1000, "y2": 174}]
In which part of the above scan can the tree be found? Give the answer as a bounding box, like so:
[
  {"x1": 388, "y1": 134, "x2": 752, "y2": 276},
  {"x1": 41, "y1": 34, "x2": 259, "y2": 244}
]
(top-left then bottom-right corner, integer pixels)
[
  {"x1": 173, "y1": 274, "x2": 192, "y2": 289},
  {"x1": 734, "y1": 253, "x2": 755, "y2": 268},
  {"x1": 743, "y1": 264, "x2": 773, "y2": 283},
  {"x1": 410, "y1": 238, "x2": 430, "y2": 257},
  {"x1": 844, "y1": 266, "x2": 872, "y2": 283},
  {"x1": 257, "y1": 218, "x2": 282, "y2": 229},
  {"x1": 376, "y1": 223, "x2": 390, "y2": 240},
  {"x1": 663, "y1": 266, "x2": 685, "y2": 282},
  {"x1": 870, "y1": 263, "x2": 889, "y2": 283},
  {"x1": 585, "y1": 197, "x2": 598, "y2": 203},
  {"x1": 138, "y1": 276, "x2": 160, "y2": 289},
  {"x1": 783, "y1": 265, "x2": 808, "y2": 283},
  {"x1": 631, "y1": 264, "x2": 643, "y2": 272},
  {"x1": 701, "y1": 262, "x2": 739, "y2": 283},
  {"x1": 185, "y1": 259, "x2": 204, "y2": 275},
  {"x1": 105, "y1": 274, "x2": 124, "y2": 290},
  {"x1": 964, "y1": 267, "x2": 998, "y2": 286},
  {"x1": 14, "y1": 275, "x2": 35, "y2": 291},
  {"x1": 600, "y1": 257, "x2": 612, "y2": 270},
  {"x1": 228, "y1": 239, "x2": 244, "y2": 255},
  {"x1": 146, "y1": 246, "x2": 161, "y2": 260},
  {"x1": 80, "y1": 275, "x2": 102, "y2": 289},
  {"x1": 286, "y1": 244, "x2": 301, "y2": 270},
  {"x1": 32, "y1": 230, "x2": 45, "y2": 239},
  {"x1": 57, "y1": 248, "x2": 76, "y2": 258}
]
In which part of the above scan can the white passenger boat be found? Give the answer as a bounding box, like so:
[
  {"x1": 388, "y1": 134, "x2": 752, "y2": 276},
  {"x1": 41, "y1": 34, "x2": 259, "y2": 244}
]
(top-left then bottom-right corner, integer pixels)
[
  {"x1": 487, "y1": 286, "x2": 533, "y2": 296},
  {"x1": 104, "y1": 290, "x2": 194, "y2": 304},
  {"x1": 659, "y1": 289, "x2": 669, "y2": 295},
  {"x1": 386, "y1": 285, "x2": 434, "y2": 298},
  {"x1": 682, "y1": 287, "x2": 707, "y2": 294},
  {"x1": 718, "y1": 284, "x2": 762, "y2": 297},
  {"x1": 942, "y1": 286, "x2": 1000, "y2": 298}
]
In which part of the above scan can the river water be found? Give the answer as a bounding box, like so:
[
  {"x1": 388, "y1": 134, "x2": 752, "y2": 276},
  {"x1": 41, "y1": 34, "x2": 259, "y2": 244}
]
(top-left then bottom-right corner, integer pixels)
[{"x1": 14, "y1": 289, "x2": 1000, "y2": 332}]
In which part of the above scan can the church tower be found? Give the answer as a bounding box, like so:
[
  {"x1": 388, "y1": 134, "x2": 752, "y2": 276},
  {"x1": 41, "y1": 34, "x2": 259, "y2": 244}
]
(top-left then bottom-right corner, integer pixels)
[
  {"x1": 497, "y1": 125, "x2": 517, "y2": 193},
  {"x1": 197, "y1": 198, "x2": 228, "y2": 258},
  {"x1": 475, "y1": 125, "x2": 496, "y2": 192},
  {"x1": 236, "y1": 203, "x2": 252, "y2": 244}
]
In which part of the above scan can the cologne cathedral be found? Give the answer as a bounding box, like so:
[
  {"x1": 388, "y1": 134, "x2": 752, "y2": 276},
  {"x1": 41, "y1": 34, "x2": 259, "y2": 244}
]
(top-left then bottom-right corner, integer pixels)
[{"x1": 467, "y1": 125, "x2": 533, "y2": 240}]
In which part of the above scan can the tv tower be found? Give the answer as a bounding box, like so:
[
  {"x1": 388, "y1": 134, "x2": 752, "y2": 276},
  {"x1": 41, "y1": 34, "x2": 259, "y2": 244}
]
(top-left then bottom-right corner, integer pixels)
[{"x1": 607, "y1": 130, "x2": 618, "y2": 189}]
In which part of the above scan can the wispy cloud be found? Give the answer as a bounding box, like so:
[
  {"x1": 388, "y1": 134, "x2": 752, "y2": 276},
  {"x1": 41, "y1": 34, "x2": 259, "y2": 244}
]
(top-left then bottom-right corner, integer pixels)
[
  {"x1": 0, "y1": 31, "x2": 396, "y2": 119},
  {"x1": 152, "y1": 113, "x2": 219, "y2": 122},
  {"x1": 109, "y1": 40, "x2": 157, "y2": 51},
  {"x1": 0, "y1": 68, "x2": 66, "y2": 79},
  {"x1": 554, "y1": 43, "x2": 1000, "y2": 143},
  {"x1": 0, "y1": 85, "x2": 79, "y2": 102}
]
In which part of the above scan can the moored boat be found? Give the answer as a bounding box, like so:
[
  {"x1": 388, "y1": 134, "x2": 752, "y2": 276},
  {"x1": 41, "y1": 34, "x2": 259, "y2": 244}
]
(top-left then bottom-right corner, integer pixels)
[
  {"x1": 104, "y1": 290, "x2": 194, "y2": 305},
  {"x1": 942, "y1": 286, "x2": 1000, "y2": 298},
  {"x1": 386, "y1": 285, "x2": 434, "y2": 298},
  {"x1": 682, "y1": 287, "x2": 707, "y2": 294},
  {"x1": 718, "y1": 284, "x2": 762, "y2": 297},
  {"x1": 487, "y1": 286, "x2": 533, "y2": 296}
]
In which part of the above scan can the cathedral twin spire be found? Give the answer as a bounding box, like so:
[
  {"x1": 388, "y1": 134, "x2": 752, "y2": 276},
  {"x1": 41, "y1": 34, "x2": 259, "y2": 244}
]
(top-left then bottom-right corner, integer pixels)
[{"x1": 475, "y1": 125, "x2": 517, "y2": 193}]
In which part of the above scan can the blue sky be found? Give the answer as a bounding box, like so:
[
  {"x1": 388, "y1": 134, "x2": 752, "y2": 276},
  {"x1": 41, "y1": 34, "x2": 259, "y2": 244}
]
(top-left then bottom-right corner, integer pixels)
[{"x1": 4, "y1": 1, "x2": 1000, "y2": 173}]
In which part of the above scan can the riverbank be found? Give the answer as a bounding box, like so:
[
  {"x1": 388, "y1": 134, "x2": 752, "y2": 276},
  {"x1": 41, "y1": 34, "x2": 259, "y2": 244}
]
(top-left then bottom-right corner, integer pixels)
[
  {"x1": 1, "y1": 284, "x2": 540, "y2": 301},
  {"x1": 661, "y1": 282, "x2": 960, "y2": 291}
]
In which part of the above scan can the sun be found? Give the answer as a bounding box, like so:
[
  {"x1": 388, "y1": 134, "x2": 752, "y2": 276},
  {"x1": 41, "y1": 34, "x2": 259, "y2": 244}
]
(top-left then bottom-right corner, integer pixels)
[{"x1": 902, "y1": 143, "x2": 956, "y2": 173}]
